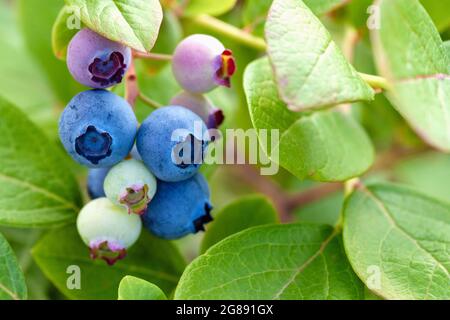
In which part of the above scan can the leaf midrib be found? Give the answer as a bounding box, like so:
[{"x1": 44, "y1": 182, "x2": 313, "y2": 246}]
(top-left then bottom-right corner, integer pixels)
[
  {"x1": 111, "y1": 0, "x2": 146, "y2": 50},
  {"x1": 390, "y1": 0, "x2": 446, "y2": 75},
  {"x1": 0, "y1": 282, "x2": 20, "y2": 300},
  {"x1": 0, "y1": 172, "x2": 79, "y2": 212},
  {"x1": 272, "y1": 228, "x2": 338, "y2": 299}
]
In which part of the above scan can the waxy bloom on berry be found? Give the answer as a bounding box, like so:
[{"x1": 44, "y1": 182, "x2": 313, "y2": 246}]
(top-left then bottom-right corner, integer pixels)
[
  {"x1": 172, "y1": 34, "x2": 236, "y2": 94},
  {"x1": 67, "y1": 28, "x2": 131, "y2": 89},
  {"x1": 77, "y1": 198, "x2": 142, "y2": 265}
]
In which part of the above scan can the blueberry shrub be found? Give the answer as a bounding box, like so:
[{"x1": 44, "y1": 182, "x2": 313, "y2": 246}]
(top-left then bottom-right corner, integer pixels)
[{"x1": 0, "y1": 0, "x2": 449, "y2": 300}]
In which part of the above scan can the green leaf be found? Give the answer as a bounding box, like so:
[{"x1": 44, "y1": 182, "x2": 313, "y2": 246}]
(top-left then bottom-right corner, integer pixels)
[
  {"x1": 32, "y1": 225, "x2": 186, "y2": 299},
  {"x1": 183, "y1": 0, "x2": 237, "y2": 17},
  {"x1": 371, "y1": 0, "x2": 450, "y2": 151},
  {"x1": 343, "y1": 183, "x2": 450, "y2": 300},
  {"x1": 0, "y1": 1, "x2": 59, "y2": 136},
  {"x1": 175, "y1": 223, "x2": 364, "y2": 299},
  {"x1": 444, "y1": 41, "x2": 450, "y2": 59},
  {"x1": 393, "y1": 152, "x2": 450, "y2": 202},
  {"x1": 244, "y1": 0, "x2": 349, "y2": 37},
  {"x1": 52, "y1": 6, "x2": 80, "y2": 60},
  {"x1": 364, "y1": 287, "x2": 383, "y2": 300},
  {"x1": 244, "y1": 58, "x2": 375, "y2": 182},
  {"x1": 65, "y1": 0, "x2": 163, "y2": 52},
  {"x1": 305, "y1": 0, "x2": 349, "y2": 16},
  {"x1": 265, "y1": 0, "x2": 374, "y2": 111},
  {"x1": 1, "y1": 228, "x2": 53, "y2": 300},
  {"x1": 201, "y1": 195, "x2": 279, "y2": 253},
  {"x1": 0, "y1": 99, "x2": 82, "y2": 228},
  {"x1": 420, "y1": 0, "x2": 450, "y2": 32},
  {"x1": 351, "y1": 39, "x2": 404, "y2": 150},
  {"x1": 0, "y1": 233, "x2": 27, "y2": 300},
  {"x1": 118, "y1": 276, "x2": 167, "y2": 300}
]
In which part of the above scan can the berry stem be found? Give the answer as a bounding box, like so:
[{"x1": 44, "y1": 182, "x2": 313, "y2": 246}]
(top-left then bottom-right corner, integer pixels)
[
  {"x1": 344, "y1": 178, "x2": 361, "y2": 197},
  {"x1": 138, "y1": 92, "x2": 163, "y2": 109},
  {"x1": 125, "y1": 58, "x2": 163, "y2": 110},
  {"x1": 188, "y1": 14, "x2": 267, "y2": 51},
  {"x1": 358, "y1": 72, "x2": 391, "y2": 91},
  {"x1": 125, "y1": 60, "x2": 139, "y2": 109},
  {"x1": 133, "y1": 51, "x2": 173, "y2": 61},
  {"x1": 187, "y1": 14, "x2": 390, "y2": 92}
]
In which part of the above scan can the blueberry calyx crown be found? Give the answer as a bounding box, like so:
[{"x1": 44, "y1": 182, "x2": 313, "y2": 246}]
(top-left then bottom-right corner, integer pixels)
[
  {"x1": 88, "y1": 52, "x2": 127, "y2": 87},
  {"x1": 174, "y1": 134, "x2": 207, "y2": 169},
  {"x1": 207, "y1": 108, "x2": 225, "y2": 129},
  {"x1": 119, "y1": 184, "x2": 151, "y2": 215},
  {"x1": 75, "y1": 126, "x2": 113, "y2": 165},
  {"x1": 89, "y1": 240, "x2": 127, "y2": 266},
  {"x1": 193, "y1": 203, "x2": 214, "y2": 233},
  {"x1": 214, "y1": 49, "x2": 236, "y2": 88}
]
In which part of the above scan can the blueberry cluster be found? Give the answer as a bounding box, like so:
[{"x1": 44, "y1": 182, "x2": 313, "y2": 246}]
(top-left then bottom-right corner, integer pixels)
[{"x1": 59, "y1": 28, "x2": 235, "y2": 265}]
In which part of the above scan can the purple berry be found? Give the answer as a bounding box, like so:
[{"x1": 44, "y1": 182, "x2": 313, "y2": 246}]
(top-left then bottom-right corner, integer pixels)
[
  {"x1": 172, "y1": 34, "x2": 236, "y2": 93},
  {"x1": 170, "y1": 91, "x2": 225, "y2": 129},
  {"x1": 67, "y1": 28, "x2": 131, "y2": 88}
]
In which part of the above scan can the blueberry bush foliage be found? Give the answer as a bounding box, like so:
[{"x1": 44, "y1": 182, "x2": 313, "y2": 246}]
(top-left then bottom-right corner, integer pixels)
[{"x1": 0, "y1": 0, "x2": 449, "y2": 300}]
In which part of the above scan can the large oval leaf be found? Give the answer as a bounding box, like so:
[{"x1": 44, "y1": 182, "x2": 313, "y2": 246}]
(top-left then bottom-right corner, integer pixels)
[
  {"x1": 175, "y1": 223, "x2": 364, "y2": 300},
  {"x1": 445, "y1": 41, "x2": 450, "y2": 59},
  {"x1": 371, "y1": 0, "x2": 450, "y2": 151},
  {"x1": 243, "y1": 0, "x2": 351, "y2": 37},
  {"x1": 244, "y1": 58, "x2": 375, "y2": 182},
  {"x1": 0, "y1": 4, "x2": 59, "y2": 137},
  {"x1": 201, "y1": 195, "x2": 279, "y2": 253},
  {"x1": 32, "y1": 225, "x2": 186, "y2": 299},
  {"x1": 393, "y1": 152, "x2": 450, "y2": 202},
  {"x1": 265, "y1": 0, "x2": 374, "y2": 111},
  {"x1": 343, "y1": 183, "x2": 450, "y2": 300},
  {"x1": 118, "y1": 276, "x2": 167, "y2": 300},
  {"x1": 0, "y1": 233, "x2": 27, "y2": 300},
  {"x1": 0, "y1": 99, "x2": 82, "y2": 228},
  {"x1": 65, "y1": 0, "x2": 163, "y2": 52}
]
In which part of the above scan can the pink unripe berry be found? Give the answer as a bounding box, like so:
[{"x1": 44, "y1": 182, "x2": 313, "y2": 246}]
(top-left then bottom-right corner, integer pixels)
[{"x1": 172, "y1": 34, "x2": 236, "y2": 94}]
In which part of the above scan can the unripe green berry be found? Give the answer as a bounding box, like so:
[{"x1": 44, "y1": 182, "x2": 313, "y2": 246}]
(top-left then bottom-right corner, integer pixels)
[
  {"x1": 77, "y1": 198, "x2": 142, "y2": 265},
  {"x1": 104, "y1": 159, "x2": 157, "y2": 215}
]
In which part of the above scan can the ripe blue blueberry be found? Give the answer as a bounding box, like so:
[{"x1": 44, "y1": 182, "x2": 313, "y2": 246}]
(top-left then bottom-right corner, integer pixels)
[
  {"x1": 104, "y1": 159, "x2": 157, "y2": 215},
  {"x1": 87, "y1": 167, "x2": 110, "y2": 199},
  {"x1": 67, "y1": 28, "x2": 131, "y2": 88},
  {"x1": 142, "y1": 174, "x2": 213, "y2": 240},
  {"x1": 77, "y1": 198, "x2": 142, "y2": 265},
  {"x1": 172, "y1": 34, "x2": 236, "y2": 93},
  {"x1": 136, "y1": 106, "x2": 209, "y2": 182},
  {"x1": 59, "y1": 89, "x2": 138, "y2": 168},
  {"x1": 170, "y1": 91, "x2": 225, "y2": 129}
]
